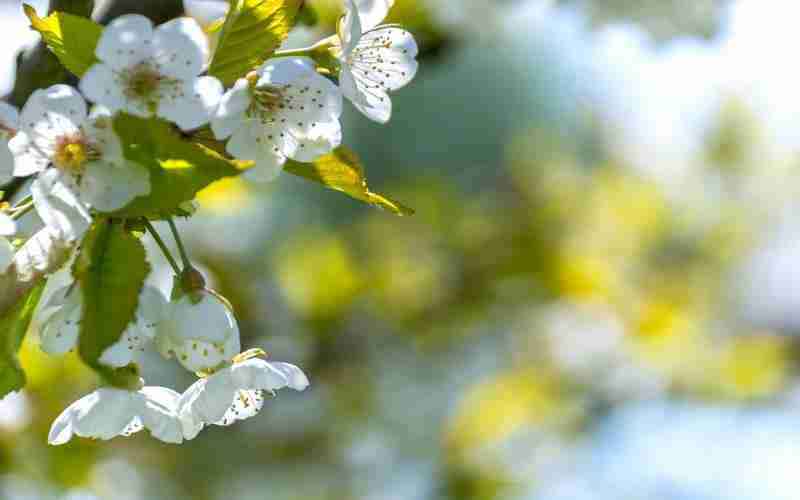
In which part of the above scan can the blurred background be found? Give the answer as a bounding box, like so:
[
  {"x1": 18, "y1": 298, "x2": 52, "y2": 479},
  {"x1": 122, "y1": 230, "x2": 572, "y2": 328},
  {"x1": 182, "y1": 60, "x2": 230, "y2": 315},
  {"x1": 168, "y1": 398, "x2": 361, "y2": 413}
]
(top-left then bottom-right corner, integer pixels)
[{"x1": 5, "y1": 0, "x2": 800, "y2": 498}]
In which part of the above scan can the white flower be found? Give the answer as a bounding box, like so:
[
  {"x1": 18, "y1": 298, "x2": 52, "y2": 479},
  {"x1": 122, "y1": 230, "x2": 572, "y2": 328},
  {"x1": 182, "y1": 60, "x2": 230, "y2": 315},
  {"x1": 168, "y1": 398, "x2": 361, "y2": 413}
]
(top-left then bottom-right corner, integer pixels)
[
  {"x1": 9, "y1": 225, "x2": 73, "y2": 283},
  {"x1": 178, "y1": 353, "x2": 309, "y2": 438},
  {"x1": 210, "y1": 57, "x2": 343, "y2": 181},
  {"x1": 39, "y1": 285, "x2": 166, "y2": 369},
  {"x1": 80, "y1": 14, "x2": 222, "y2": 131},
  {"x1": 48, "y1": 385, "x2": 184, "y2": 445},
  {"x1": 156, "y1": 289, "x2": 241, "y2": 373},
  {"x1": 0, "y1": 101, "x2": 19, "y2": 184},
  {"x1": 9, "y1": 85, "x2": 151, "y2": 235},
  {"x1": 333, "y1": 0, "x2": 418, "y2": 123}
]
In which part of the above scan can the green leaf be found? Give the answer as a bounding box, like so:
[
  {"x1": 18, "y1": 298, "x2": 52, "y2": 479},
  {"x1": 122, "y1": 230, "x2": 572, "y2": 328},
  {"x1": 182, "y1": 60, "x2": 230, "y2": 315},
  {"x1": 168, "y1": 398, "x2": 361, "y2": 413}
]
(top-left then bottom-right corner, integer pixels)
[
  {"x1": 112, "y1": 114, "x2": 244, "y2": 218},
  {"x1": 24, "y1": 4, "x2": 102, "y2": 77},
  {"x1": 0, "y1": 281, "x2": 45, "y2": 399},
  {"x1": 209, "y1": 0, "x2": 302, "y2": 86},
  {"x1": 74, "y1": 219, "x2": 149, "y2": 387},
  {"x1": 285, "y1": 146, "x2": 415, "y2": 216}
]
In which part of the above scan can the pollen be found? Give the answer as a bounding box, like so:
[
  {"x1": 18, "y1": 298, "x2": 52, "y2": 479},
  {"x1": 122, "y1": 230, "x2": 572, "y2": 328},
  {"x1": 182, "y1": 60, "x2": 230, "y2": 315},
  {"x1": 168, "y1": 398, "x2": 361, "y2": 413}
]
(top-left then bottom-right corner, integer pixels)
[
  {"x1": 54, "y1": 138, "x2": 91, "y2": 173},
  {"x1": 126, "y1": 64, "x2": 163, "y2": 99}
]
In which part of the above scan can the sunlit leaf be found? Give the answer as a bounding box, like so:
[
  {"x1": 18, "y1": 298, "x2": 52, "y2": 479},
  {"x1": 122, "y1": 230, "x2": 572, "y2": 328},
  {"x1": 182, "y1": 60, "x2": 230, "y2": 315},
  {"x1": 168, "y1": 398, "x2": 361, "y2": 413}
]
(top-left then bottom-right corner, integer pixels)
[
  {"x1": 74, "y1": 220, "x2": 148, "y2": 387},
  {"x1": 285, "y1": 146, "x2": 414, "y2": 216},
  {"x1": 209, "y1": 0, "x2": 302, "y2": 86},
  {"x1": 0, "y1": 281, "x2": 45, "y2": 398},
  {"x1": 24, "y1": 4, "x2": 102, "y2": 77},
  {"x1": 112, "y1": 114, "x2": 245, "y2": 219}
]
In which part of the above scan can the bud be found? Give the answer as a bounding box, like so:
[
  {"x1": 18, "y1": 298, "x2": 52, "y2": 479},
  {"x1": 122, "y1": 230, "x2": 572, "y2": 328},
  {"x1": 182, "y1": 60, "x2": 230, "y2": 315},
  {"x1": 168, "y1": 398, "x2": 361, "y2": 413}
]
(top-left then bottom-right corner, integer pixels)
[{"x1": 156, "y1": 288, "x2": 240, "y2": 373}]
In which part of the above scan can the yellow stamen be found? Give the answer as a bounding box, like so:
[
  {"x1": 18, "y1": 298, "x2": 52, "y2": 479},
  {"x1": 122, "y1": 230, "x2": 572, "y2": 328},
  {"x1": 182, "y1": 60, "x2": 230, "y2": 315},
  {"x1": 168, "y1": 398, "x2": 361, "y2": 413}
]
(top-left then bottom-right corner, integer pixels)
[{"x1": 54, "y1": 141, "x2": 89, "y2": 173}]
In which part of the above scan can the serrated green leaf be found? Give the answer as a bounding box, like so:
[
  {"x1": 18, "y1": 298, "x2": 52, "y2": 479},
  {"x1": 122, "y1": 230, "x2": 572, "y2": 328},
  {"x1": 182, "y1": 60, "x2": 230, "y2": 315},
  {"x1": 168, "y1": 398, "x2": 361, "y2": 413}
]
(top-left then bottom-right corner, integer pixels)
[
  {"x1": 0, "y1": 281, "x2": 45, "y2": 399},
  {"x1": 74, "y1": 219, "x2": 148, "y2": 387},
  {"x1": 285, "y1": 146, "x2": 415, "y2": 216},
  {"x1": 24, "y1": 4, "x2": 102, "y2": 77},
  {"x1": 209, "y1": 0, "x2": 302, "y2": 86},
  {"x1": 112, "y1": 114, "x2": 244, "y2": 218}
]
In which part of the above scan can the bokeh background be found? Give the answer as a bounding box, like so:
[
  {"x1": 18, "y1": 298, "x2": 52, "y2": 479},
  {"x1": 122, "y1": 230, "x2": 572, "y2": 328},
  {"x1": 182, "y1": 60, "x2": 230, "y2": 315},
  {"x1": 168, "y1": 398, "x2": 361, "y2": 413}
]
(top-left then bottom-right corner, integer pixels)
[{"x1": 5, "y1": 0, "x2": 800, "y2": 498}]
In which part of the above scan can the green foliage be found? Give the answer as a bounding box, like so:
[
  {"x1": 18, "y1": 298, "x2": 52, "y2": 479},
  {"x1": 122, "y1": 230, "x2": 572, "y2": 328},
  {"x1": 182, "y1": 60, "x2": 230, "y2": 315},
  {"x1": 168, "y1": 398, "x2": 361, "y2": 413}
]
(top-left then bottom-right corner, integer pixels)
[
  {"x1": 208, "y1": 0, "x2": 302, "y2": 86},
  {"x1": 74, "y1": 220, "x2": 149, "y2": 387},
  {"x1": 0, "y1": 281, "x2": 45, "y2": 398},
  {"x1": 112, "y1": 114, "x2": 244, "y2": 219},
  {"x1": 24, "y1": 4, "x2": 102, "y2": 78},
  {"x1": 285, "y1": 146, "x2": 414, "y2": 216}
]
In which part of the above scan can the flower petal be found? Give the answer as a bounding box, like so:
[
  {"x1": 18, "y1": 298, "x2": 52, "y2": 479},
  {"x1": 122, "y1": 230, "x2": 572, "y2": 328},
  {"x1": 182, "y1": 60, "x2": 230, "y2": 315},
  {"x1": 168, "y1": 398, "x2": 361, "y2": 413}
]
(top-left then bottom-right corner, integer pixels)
[
  {"x1": 79, "y1": 64, "x2": 128, "y2": 115},
  {"x1": 79, "y1": 159, "x2": 150, "y2": 212},
  {"x1": 158, "y1": 76, "x2": 223, "y2": 131},
  {"x1": 0, "y1": 239, "x2": 12, "y2": 274},
  {"x1": 8, "y1": 131, "x2": 49, "y2": 176},
  {"x1": 0, "y1": 214, "x2": 16, "y2": 237},
  {"x1": 190, "y1": 369, "x2": 239, "y2": 424},
  {"x1": 39, "y1": 286, "x2": 81, "y2": 356},
  {"x1": 229, "y1": 358, "x2": 309, "y2": 392},
  {"x1": 152, "y1": 17, "x2": 208, "y2": 79},
  {"x1": 177, "y1": 379, "x2": 207, "y2": 439},
  {"x1": 215, "y1": 389, "x2": 264, "y2": 426},
  {"x1": 353, "y1": 0, "x2": 394, "y2": 31},
  {"x1": 340, "y1": 0, "x2": 364, "y2": 55},
  {"x1": 70, "y1": 388, "x2": 142, "y2": 441},
  {"x1": 95, "y1": 14, "x2": 155, "y2": 70},
  {"x1": 139, "y1": 386, "x2": 183, "y2": 444},
  {"x1": 31, "y1": 170, "x2": 92, "y2": 240},
  {"x1": 211, "y1": 78, "x2": 251, "y2": 140}
]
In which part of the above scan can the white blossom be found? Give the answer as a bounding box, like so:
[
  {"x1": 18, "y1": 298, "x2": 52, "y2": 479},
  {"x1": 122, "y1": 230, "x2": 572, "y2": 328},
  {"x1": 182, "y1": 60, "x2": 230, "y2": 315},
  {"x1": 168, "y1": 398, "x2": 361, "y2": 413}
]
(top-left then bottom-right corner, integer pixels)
[
  {"x1": 48, "y1": 385, "x2": 184, "y2": 445},
  {"x1": 0, "y1": 101, "x2": 19, "y2": 184},
  {"x1": 156, "y1": 289, "x2": 241, "y2": 373},
  {"x1": 333, "y1": 0, "x2": 418, "y2": 123},
  {"x1": 8, "y1": 85, "x2": 150, "y2": 237},
  {"x1": 39, "y1": 284, "x2": 166, "y2": 369},
  {"x1": 211, "y1": 57, "x2": 343, "y2": 181},
  {"x1": 79, "y1": 14, "x2": 222, "y2": 131},
  {"x1": 178, "y1": 354, "x2": 309, "y2": 438},
  {"x1": 11, "y1": 225, "x2": 74, "y2": 282}
]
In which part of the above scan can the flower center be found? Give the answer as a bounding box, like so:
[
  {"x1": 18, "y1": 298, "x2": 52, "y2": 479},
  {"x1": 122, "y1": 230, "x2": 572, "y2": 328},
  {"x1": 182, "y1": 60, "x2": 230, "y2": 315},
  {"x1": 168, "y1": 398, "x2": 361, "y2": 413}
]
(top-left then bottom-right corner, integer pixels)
[
  {"x1": 251, "y1": 87, "x2": 285, "y2": 113},
  {"x1": 53, "y1": 135, "x2": 95, "y2": 174},
  {"x1": 126, "y1": 64, "x2": 163, "y2": 99}
]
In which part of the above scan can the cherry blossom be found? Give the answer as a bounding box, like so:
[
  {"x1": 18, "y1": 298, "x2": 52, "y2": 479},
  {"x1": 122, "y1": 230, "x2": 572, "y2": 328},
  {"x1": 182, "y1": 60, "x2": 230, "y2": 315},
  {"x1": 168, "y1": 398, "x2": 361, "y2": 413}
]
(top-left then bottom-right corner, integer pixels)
[
  {"x1": 156, "y1": 289, "x2": 241, "y2": 373},
  {"x1": 333, "y1": 0, "x2": 418, "y2": 123},
  {"x1": 8, "y1": 85, "x2": 150, "y2": 236},
  {"x1": 39, "y1": 284, "x2": 166, "y2": 368},
  {"x1": 48, "y1": 385, "x2": 184, "y2": 444},
  {"x1": 79, "y1": 14, "x2": 222, "y2": 131},
  {"x1": 178, "y1": 352, "x2": 309, "y2": 438},
  {"x1": 211, "y1": 58, "x2": 343, "y2": 181}
]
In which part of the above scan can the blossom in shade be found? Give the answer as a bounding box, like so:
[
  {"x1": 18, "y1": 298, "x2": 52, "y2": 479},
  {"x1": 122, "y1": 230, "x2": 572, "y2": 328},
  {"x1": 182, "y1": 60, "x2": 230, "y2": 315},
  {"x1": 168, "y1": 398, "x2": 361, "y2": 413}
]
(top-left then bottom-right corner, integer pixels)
[
  {"x1": 156, "y1": 289, "x2": 241, "y2": 373},
  {"x1": 178, "y1": 352, "x2": 309, "y2": 438},
  {"x1": 48, "y1": 385, "x2": 184, "y2": 444}
]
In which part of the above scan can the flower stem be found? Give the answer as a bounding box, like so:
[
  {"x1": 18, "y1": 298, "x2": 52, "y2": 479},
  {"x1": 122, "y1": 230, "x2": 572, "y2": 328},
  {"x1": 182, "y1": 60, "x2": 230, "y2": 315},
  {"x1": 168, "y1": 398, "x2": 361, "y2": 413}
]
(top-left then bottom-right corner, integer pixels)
[
  {"x1": 167, "y1": 217, "x2": 193, "y2": 270},
  {"x1": 272, "y1": 47, "x2": 316, "y2": 58},
  {"x1": 143, "y1": 219, "x2": 181, "y2": 276},
  {"x1": 272, "y1": 38, "x2": 335, "y2": 59},
  {"x1": 10, "y1": 196, "x2": 34, "y2": 221}
]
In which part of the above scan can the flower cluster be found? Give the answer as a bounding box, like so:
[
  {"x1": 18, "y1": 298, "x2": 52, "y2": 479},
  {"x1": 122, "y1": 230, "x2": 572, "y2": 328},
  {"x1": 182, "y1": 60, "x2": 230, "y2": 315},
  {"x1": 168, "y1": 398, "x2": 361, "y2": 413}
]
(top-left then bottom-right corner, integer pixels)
[{"x1": 0, "y1": 0, "x2": 419, "y2": 445}]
